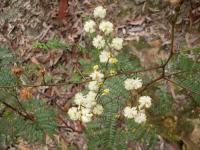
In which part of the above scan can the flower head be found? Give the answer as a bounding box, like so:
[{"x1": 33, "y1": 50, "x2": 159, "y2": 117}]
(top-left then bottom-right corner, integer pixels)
[
  {"x1": 88, "y1": 81, "x2": 99, "y2": 91},
  {"x1": 84, "y1": 20, "x2": 96, "y2": 33},
  {"x1": 68, "y1": 107, "x2": 81, "y2": 120},
  {"x1": 93, "y1": 6, "x2": 106, "y2": 18},
  {"x1": 92, "y1": 35, "x2": 105, "y2": 49},
  {"x1": 74, "y1": 92, "x2": 85, "y2": 106},
  {"x1": 90, "y1": 70, "x2": 104, "y2": 81},
  {"x1": 123, "y1": 106, "x2": 137, "y2": 119},
  {"x1": 111, "y1": 37, "x2": 123, "y2": 50},
  {"x1": 99, "y1": 50, "x2": 111, "y2": 63},
  {"x1": 93, "y1": 104, "x2": 104, "y2": 115},
  {"x1": 87, "y1": 91, "x2": 97, "y2": 101},
  {"x1": 81, "y1": 108, "x2": 93, "y2": 123},
  {"x1": 134, "y1": 111, "x2": 147, "y2": 124},
  {"x1": 138, "y1": 96, "x2": 152, "y2": 108},
  {"x1": 124, "y1": 78, "x2": 143, "y2": 90},
  {"x1": 99, "y1": 21, "x2": 113, "y2": 35},
  {"x1": 83, "y1": 91, "x2": 97, "y2": 108}
]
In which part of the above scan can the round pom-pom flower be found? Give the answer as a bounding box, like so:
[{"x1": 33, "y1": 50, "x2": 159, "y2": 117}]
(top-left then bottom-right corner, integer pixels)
[
  {"x1": 93, "y1": 104, "x2": 104, "y2": 115},
  {"x1": 88, "y1": 81, "x2": 99, "y2": 91},
  {"x1": 74, "y1": 92, "x2": 85, "y2": 106},
  {"x1": 90, "y1": 70, "x2": 104, "y2": 81},
  {"x1": 83, "y1": 91, "x2": 97, "y2": 108},
  {"x1": 138, "y1": 96, "x2": 152, "y2": 108},
  {"x1": 92, "y1": 35, "x2": 105, "y2": 49},
  {"x1": 84, "y1": 20, "x2": 96, "y2": 33},
  {"x1": 93, "y1": 6, "x2": 106, "y2": 18},
  {"x1": 134, "y1": 111, "x2": 147, "y2": 124},
  {"x1": 124, "y1": 78, "x2": 143, "y2": 90},
  {"x1": 68, "y1": 107, "x2": 81, "y2": 120},
  {"x1": 123, "y1": 106, "x2": 137, "y2": 119},
  {"x1": 111, "y1": 37, "x2": 123, "y2": 50},
  {"x1": 99, "y1": 21, "x2": 113, "y2": 35},
  {"x1": 81, "y1": 108, "x2": 93, "y2": 123},
  {"x1": 99, "y1": 50, "x2": 111, "y2": 63}
]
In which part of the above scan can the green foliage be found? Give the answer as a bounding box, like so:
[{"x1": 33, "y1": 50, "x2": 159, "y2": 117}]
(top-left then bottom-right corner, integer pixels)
[
  {"x1": 86, "y1": 109, "x2": 157, "y2": 150},
  {"x1": 0, "y1": 69, "x2": 17, "y2": 87},
  {"x1": 126, "y1": 120, "x2": 157, "y2": 150},
  {"x1": 151, "y1": 87, "x2": 172, "y2": 116},
  {"x1": 0, "y1": 46, "x2": 14, "y2": 68},
  {"x1": 33, "y1": 38, "x2": 70, "y2": 51},
  {"x1": 0, "y1": 69, "x2": 18, "y2": 107},
  {"x1": 0, "y1": 99, "x2": 57, "y2": 144},
  {"x1": 78, "y1": 48, "x2": 101, "y2": 74},
  {"x1": 116, "y1": 51, "x2": 141, "y2": 72},
  {"x1": 15, "y1": 99, "x2": 57, "y2": 143},
  {"x1": 0, "y1": 112, "x2": 18, "y2": 145},
  {"x1": 172, "y1": 52, "x2": 200, "y2": 105},
  {"x1": 0, "y1": 69, "x2": 57, "y2": 145},
  {"x1": 86, "y1": 115, "x2": 119, "y2": 150}
]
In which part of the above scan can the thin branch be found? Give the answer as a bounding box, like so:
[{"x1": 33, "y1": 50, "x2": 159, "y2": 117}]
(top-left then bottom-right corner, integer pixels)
[
  {"x1": 0, "y1": 101, "x2": 35, "y2": 121},
  {"x1": 164, "y1": 77, "x2": 200, "y2": 96},
  {"x1": 136, "y1": 3, "x2": 183, "y2": 95},
  {"x1": 15, "y1": 94, "x2": 32, "y2": 117},
  {"x1": 162, "y1": 4, "x2": 182, "y2": 76},
  {"x1": 74, "y1": 65, "x2": 87, "y2": 80},
  {"x1": 109, "y1": 65, "x2": 162, "y2": 78},
  {"x1": 57, "y1": 114, "x2": 78, "y2": 132},
  {"x1": 138, "y1": 75, "x2": 164, "y2": 94},
  {"x1": 138, "y1": 70, "x2": 186, "y2": 94},
  {"x1": 0, "y1": 79, "x2": 92, "y2": 89},
  {"x1": 0, "y1": 65, "x2": 163, "y2": 89}
]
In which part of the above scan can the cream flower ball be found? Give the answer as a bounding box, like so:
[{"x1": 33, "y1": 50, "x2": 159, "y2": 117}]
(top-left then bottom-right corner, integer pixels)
[
  {"x1": 93, "y1": 6, "x2": 106, "y2": 18},
  {"x1": 99, "y1": 21, "x2": 113, "y2": 35},
  {"x1": 74, "y1": 92, "x2": 85, "y2": 106},
  {"x1": 124, "y1": 78, "x2": 143, "y2": 90},
  {"x1": 123, "y1": 106, "x2": 137, "y2": 119},
  {"x1": 86, "y1": 91, "x2": 97, "y2": 102},
  {"x1": 83, "y1": 100, "x2": 97, "y2": 109},
  {"x1": 68, "y1": 107, "x2": 81, "y2": 120},
  {"x1": 111, "y1": 37, "x2": 123, "y2": 50},
  {"x1": 92, "y1": 35, "x2": 105, "y2": 49},
  {"x1": 81, "y1": 108, "x2": 93, "y2": 123},
  {"x1": 138, "y1": 96, "x2": 152, "y2": 108},
  {"x1": 89, "y1": 70, "x2": 104, "y2": 81},
  {"x1": 84, "y1": 20, "x2": 96, "y2": 33},
  {"x1": 88, "y1": 81, "x2": 99, "y2": 91},
  {"x1": 81, "y1": 115, "x2": 92, "y2": 123},
  {"x1": 93, "y1": 104, "x2": 104, "y2": 115},
  {"x1": 99, "y1": 50, "x2": 111, "y2": 63},
  {"x1": 83, "y1": 91, "x2": 97, "y2": 108},
  {"x1": 134, "y1": 112, "x2": 147, "y2": 124}
]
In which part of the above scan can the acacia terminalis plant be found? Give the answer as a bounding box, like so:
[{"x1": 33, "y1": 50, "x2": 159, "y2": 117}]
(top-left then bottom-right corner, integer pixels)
[
  {"x1": 0, "y1": 1, "x2": 200, "y2": 149},
  {"x1": 68, "y1": 3, "x2": 200, "y2": 150}
]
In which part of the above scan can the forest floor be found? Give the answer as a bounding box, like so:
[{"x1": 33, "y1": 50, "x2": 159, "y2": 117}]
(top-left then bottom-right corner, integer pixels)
[{"x1": 1, "y1": 0, "x2": 200, "y2": 149}]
